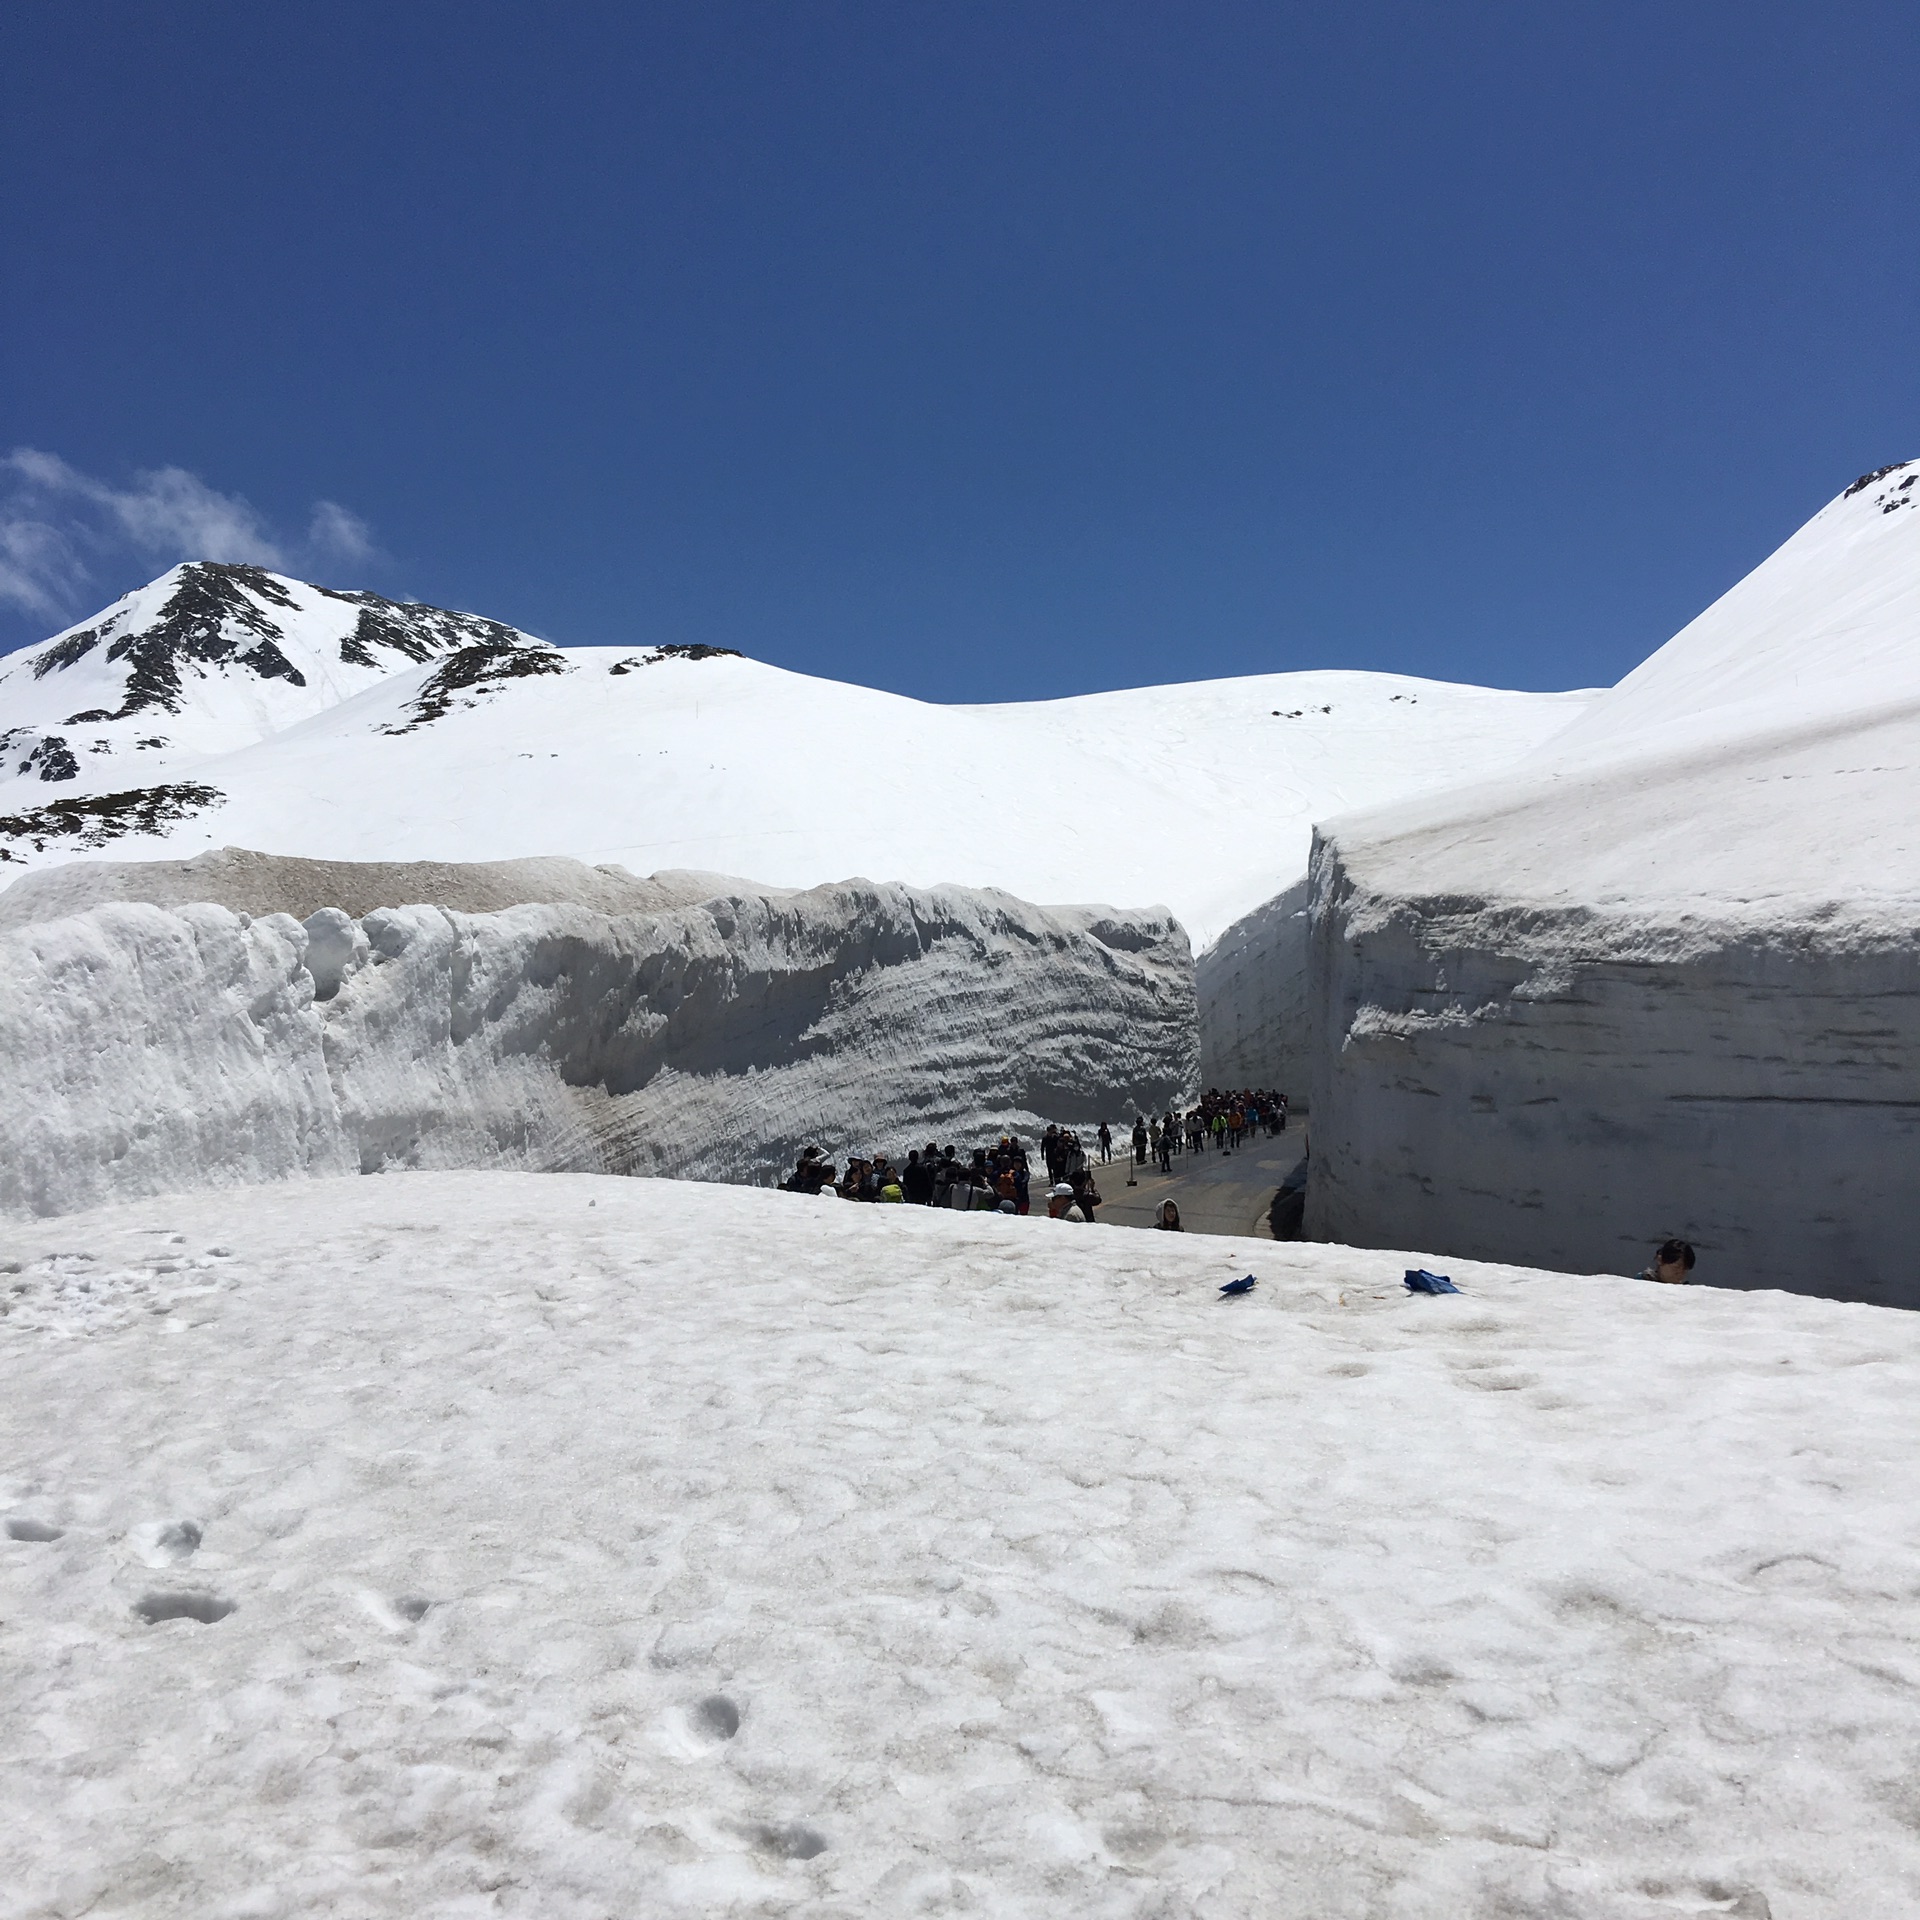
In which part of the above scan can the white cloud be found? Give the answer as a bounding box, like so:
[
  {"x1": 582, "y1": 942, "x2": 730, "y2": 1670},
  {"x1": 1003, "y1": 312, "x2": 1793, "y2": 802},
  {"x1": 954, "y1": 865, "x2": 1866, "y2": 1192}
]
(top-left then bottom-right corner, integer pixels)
[
  {"x1": 0, "y1": 449, "x2": 379, "y2": 628},
  {"x1": 0, "y1": 516, "x2": 86, "y2": 619},
  {"x1": 308, "y1": 500, "x2": 375, "y2": 566}
]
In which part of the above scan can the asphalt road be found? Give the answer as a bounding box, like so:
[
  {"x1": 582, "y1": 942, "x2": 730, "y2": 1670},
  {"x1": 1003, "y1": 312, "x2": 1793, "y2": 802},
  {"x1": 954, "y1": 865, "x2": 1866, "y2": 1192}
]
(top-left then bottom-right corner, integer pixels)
[{"x1": 1088, "y1": 1125, "x2": 1307, "y2": 1239}]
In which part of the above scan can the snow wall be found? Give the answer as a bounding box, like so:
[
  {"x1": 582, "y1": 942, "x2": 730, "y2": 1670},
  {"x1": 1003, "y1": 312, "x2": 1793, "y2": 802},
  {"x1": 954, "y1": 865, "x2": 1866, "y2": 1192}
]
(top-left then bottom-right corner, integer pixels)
[
  {"x1": 1303, "y1": 460, "x2": 1920, "y2": 1308},
  {"x1": 1305, "y1": 822, "x2": 1920, "y2": 1308},
  {"x1": 0, "y1": 880, "x2": 1197, "y2": 1219},
  {"x1": 1297, "y1": 695, "x2": 1920, "y2": 1320},
  {"x1": 1193, "y1": 879, "x2": 1310, "y2": 1097}
]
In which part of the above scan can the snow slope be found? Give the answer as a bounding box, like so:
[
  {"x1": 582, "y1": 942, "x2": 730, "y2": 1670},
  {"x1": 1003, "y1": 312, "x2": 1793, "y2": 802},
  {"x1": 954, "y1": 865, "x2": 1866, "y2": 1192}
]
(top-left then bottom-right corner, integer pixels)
[
  {"x1": 0, "y1": 564, "x2": 1593, "y2": 954},
  {"x1": 0, "y1": 882, "x2": 1194, "y2": 1220},
  {"x1": 6, "y1": 1170, "x2": 1919, "y2": 1917},
  {"x1": 1305, "y1": 461, "x2": 1920, "y2": 1303}
]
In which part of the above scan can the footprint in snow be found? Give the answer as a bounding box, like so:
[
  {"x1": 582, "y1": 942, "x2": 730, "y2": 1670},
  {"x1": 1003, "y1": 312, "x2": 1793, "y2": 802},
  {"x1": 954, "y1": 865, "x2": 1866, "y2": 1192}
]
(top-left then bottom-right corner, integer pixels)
[
  {"x1": 353, "y1": 1588, "x2": 436, "y2": 1631},
  {"x1": 746, "y1": 1821, "x2": 828, "y2": 1861},
  {"x1": 692, "y1": 1694, "x2": 740, "y2": 1740},
  {"x1": 133, "y1": 1589, "x2": 235, "y2": 1626},
  {"x1": 658, "y1": 1692, "x2": 743, "y2": 1759},
  {"x1": 133, "y1": 1519, "x2": 203, "y2": 1566},
  {"x1": 7, "y1": 1517, "x2": 64, "y2": 1542}
]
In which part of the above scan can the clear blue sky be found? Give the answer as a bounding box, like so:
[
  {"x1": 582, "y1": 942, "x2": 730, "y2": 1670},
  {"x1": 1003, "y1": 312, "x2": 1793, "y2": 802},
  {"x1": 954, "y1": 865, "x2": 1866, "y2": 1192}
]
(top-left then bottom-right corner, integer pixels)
[{"x1": 3, "y1": 2, "x2": 1914, "y2": 699}]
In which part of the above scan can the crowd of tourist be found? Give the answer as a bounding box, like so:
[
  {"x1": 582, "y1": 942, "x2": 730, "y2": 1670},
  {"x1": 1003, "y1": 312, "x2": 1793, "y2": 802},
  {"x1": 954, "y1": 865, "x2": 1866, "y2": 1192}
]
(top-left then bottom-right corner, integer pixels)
[{"x1": 777, "y1": 1088, "x2": 1289, "y2": 1226}]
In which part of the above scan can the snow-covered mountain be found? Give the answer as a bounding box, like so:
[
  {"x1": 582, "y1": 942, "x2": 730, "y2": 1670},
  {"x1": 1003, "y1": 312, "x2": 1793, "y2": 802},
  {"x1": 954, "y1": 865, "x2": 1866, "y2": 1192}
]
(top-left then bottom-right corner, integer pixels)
[
  {"x1": 0, "y1": 561, "x2": 548, "y2": 765},
  {"x1": 1305, "y1": 458, "x2": 1920, "y2": 1302},
  {"x1": 0, "y1": 562, "x2": 1593, "y2": 956}
]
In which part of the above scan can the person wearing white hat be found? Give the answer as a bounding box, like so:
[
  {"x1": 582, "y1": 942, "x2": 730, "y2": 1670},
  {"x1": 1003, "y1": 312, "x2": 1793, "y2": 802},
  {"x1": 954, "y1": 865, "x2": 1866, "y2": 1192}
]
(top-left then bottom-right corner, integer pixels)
[{"x1": 1047, "y1": 1182, "x2": 1092, "y2": 1222}]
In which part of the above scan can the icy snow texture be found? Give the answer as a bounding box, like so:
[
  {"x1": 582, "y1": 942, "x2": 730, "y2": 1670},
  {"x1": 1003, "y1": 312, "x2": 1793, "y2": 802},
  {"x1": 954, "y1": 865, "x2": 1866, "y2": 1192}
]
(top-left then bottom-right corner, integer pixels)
[
  {"x1": 0, "y1": 881, "x2": 1195, "y2": 1220},
  {"x1": 0, "y1": 562, "x2": 1592, "y2": 978},
  {"x1": 5, "y1": 1170, "x2": 1920, "y2": 1916},
  {"x1": 1194, "y1": 876, "x2": 1311, "y2": 1093},
  {"x1": 1307, "y1": 462, "x2": 1920, "y2": 1305}
]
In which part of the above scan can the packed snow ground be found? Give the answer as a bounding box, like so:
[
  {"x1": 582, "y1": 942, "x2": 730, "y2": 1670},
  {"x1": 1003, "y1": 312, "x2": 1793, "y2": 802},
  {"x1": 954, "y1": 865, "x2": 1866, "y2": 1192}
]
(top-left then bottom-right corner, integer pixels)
[{"x1": 6, "y1": 1172, "x2": 1918, "y2": 1919}]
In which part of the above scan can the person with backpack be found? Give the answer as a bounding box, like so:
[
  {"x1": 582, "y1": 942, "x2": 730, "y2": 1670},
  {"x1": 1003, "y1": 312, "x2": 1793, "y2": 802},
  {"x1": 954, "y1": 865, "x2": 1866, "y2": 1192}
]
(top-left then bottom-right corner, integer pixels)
[{"x1": 1069, "y1": 1169, "x2": 1102, "y2": 1222}]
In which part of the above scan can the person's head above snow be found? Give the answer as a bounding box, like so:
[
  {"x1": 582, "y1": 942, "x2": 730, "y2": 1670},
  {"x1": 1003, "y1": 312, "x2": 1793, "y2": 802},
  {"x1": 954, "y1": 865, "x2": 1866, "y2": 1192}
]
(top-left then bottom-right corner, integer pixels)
[{"x1": 1649, "y1": 1240, "x2": 1696, "y2": 1284}]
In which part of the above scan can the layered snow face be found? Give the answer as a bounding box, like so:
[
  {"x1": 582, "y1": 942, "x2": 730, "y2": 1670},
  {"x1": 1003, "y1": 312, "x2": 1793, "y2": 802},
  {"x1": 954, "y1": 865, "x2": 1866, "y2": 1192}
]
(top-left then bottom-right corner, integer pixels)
[
  {"x1": 0, "y1": 845, "x2": 753, "y2": 931},
  {"x1": 1306, "y1": 463, "x2": 1920, "y2": 1305},
  {"x1": 0, "y1": 878, "x2": 1195, "y2": 1220},
  {"x1": 1194, "y1": 876, "x2": 1310, "y2": 1091},
  {"x1": 0, "y1": 565, "x2": 1592, "y2": 963},
  {"x1": 7, "y1": 1171, "x2": 1920, "y2": 1916}
]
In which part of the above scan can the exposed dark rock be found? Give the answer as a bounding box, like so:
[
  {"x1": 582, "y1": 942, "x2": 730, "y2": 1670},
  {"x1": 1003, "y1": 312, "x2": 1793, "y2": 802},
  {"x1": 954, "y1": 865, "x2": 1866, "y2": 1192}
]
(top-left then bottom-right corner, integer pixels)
[
  {"x1": 31, "y1": 627, "x2": 104, "y2": 679},
  {"x1": 22, "y1": 736, "x2": 79, "y2": 782},
  {"x1": 79, "y1": 563, "x2": 306, "y2": 718},
  {"x1": 381, "y1": 640, "x2": 570, "y2": 734},
  {"x1": 0, "y1": 783, "x2": 225, "y2": 854},
  {"x1": 608, "y1": 644, "x2": 743, "y2": 675},
  {"x1": 1844, "y1": 461, "x2": 1913, "y2": 497},
  {"x1": 653, "y1": 643, "x2": 741, "y2": 663},
  {"x1": 324, "y1": 591, "x2": 527, "y2": 669}
]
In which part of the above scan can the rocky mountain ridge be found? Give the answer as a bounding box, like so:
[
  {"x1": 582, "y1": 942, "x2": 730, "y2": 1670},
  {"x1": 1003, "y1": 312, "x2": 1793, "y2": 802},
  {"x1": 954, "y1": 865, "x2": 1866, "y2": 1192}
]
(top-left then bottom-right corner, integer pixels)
[{"x1": 0, "y1": 561, "x2": 561, "y2": 802}]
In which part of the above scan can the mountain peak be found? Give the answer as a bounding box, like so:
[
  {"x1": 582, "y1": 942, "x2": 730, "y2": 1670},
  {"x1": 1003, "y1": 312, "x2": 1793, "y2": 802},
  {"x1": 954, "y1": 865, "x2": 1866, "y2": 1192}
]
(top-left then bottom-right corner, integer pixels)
[{"x1": 0, "y1": 564, "x2": 553, "y2": 791}]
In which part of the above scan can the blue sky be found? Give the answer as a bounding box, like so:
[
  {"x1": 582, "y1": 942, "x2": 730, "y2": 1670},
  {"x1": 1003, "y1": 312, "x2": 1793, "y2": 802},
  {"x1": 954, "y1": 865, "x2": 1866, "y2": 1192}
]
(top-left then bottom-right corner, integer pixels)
[{"x1": 3, "y1": 1, "x2": 1914, "y2": 699}]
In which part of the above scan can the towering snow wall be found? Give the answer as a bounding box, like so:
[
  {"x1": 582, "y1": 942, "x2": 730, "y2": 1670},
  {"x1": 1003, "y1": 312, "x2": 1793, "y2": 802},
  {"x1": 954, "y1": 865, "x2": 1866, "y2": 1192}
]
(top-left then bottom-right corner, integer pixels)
[
  {"x1": 0, "y1": 878, "x2": 1196, "y2": 1219},
  {"x1": 1194, "y1": 878, "x2": 1311, "y2": 1095},
  {"x1": 1306, "y1": 462, "x2": 1920, "y2": 1308}
]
